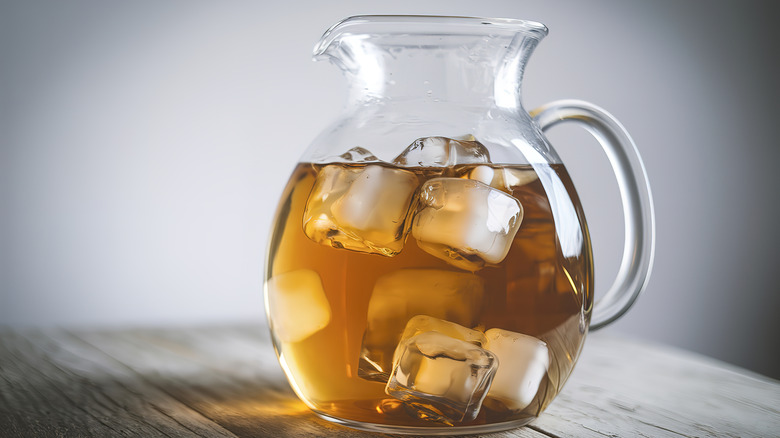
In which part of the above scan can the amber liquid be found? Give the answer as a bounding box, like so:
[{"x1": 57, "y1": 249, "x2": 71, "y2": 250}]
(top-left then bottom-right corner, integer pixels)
[{"x1": 265, "y1": 162, "x2": 593, "y2": 428}]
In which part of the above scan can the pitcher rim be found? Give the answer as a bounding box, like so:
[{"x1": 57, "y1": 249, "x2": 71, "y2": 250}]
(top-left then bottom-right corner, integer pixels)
[{"x1": 313, "y1": 15, "x2": 549, "y2": 58}]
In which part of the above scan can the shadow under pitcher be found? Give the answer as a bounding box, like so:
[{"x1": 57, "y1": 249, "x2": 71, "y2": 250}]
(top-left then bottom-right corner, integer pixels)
[{"x1": 263, "y1": 15, "x2": 655, "y2": 435}]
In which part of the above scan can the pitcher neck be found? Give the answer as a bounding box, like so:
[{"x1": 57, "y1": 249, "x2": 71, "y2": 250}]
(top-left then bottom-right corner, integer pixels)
[{"x1": 314, "y1": 15, "x2": 547, "y2": 110}]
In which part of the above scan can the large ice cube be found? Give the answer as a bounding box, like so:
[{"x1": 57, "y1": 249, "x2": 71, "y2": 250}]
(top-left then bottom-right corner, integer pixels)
[
  {"x1": 463, "y1": 165, "x2": 539, "y2": 194},
  {"x1": 412, "y1": 178, "x2": 524, "y2": 271},
  {"x1": 392, "y1": 315, "x2": 487, "y2": 371},
  {"x1": 302, "y1": 164, "x2": 419, "y2": 256},
  {"x1": 358, "y1": 269, "x2": 484, "y2": 382},
  {"x1": 392, "y1": 136, "x2": 490, "y2": 168},
  {"x1": 266, "y1": 269, "x2": 331, "y2": 343},
  {"x1": 484, "y1": 328, "x2": 549, "y2": 411},
  {"x1": 385, "y1": 331, "x2": 497, "y2": 424}
]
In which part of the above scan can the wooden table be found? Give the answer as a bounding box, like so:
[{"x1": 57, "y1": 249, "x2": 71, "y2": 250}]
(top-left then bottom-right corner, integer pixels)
[{"x1": 1, "y1": 324, "x2": 777, "y2": 437}]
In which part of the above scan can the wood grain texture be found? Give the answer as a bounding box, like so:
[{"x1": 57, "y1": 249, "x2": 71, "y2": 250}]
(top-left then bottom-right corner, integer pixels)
[
  {"x1": 0, "y1": 325, "x2": 777, "y2": 437},
  {"x1": 534, "y1": 335, "x2": 780, "y2": 438},
  {"x1": 0, "y1": 329, "x2": 237, "y2": 437}
]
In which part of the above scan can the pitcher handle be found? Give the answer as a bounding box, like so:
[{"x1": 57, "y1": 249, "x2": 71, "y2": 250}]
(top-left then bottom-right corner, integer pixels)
[{"x1": 531, "y1": 100, "x2": 656, "y2": 330}]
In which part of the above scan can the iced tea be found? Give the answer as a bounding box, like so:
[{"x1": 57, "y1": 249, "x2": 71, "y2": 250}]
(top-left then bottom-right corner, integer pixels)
[{"x1": 265, "y1": 146, "x2": 593, "y2": 428}]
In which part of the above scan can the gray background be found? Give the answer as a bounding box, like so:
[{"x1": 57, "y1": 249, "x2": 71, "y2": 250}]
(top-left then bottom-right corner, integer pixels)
[{"x1": 2, "y1": 0, "x2": 778, "y2": 379}]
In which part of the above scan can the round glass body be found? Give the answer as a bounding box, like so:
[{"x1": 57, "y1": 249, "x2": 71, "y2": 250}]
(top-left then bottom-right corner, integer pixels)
[{"x1": 264, "y1": 15, "x2": 654, "y2": 435}]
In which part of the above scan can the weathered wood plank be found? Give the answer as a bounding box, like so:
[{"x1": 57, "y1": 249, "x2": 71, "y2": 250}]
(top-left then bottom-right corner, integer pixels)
[
  {"x1": 534, "y1": 333, "x2": 780, "y2": 438},
  {"x1": 74, "y1": 325, "x2": 544, "y2": 437},
  {"x1": 76, "y1": 325, "x2": 345, "y2": 438},
  {"x1": 0, "y1": 328, "x2": 237, "y2": 437},
  {"x1": 2, "y1": 324, "x2": 777, "y2": 437}
]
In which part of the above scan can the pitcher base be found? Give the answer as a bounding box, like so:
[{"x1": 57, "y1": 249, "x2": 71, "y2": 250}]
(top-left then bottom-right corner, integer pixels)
[{"x1": 313, "y1": 409, "x2": 537, "y2": 436}]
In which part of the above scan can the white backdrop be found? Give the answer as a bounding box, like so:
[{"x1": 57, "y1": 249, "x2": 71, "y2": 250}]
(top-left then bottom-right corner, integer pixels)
[{"x1": 2, "y1": 0, "x2": 778, "y2": 379}]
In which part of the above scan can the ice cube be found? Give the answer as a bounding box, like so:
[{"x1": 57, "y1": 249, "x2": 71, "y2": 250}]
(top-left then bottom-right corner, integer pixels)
[
  {"x1": 358, "y1": 269, "x2": 484, "y2": 382},
  {"x1": 463, "y1": 165, "x2": 539, "y2": 193},
  {"x1": 302, "y1": 164, "x2": 419, "y2": 256},
  {"x1": 399, "y1": 315, "x2": 487, "y2": 349},
  {"x1": 498, "y1": 167, "x2": 538, "y2": 189},
  {"x1": 266, "y1": 269, "x2": 331, "y2": 343},
  {"x1": 506, "y1": 218, "x2": 560, "y2": 296},
  {"x1": 337, "y1": 146, "x2": 381, "y2": 162},
  {"x1": 464, "y1": 165, "x2": 495, "y2": 186},
  {"x1": 392, "y1": 136, "x2": 490, "y2": 168},
  {"x1": 318, "y1": 146, "x2": 381, "y2": 164},
  {"x1": 483, "y1": 328, "x2": 549, "y2": 411},
  {"x1": 452, "y1": 134, "x2": 477, "y2": 141},
  {"x1": 392, "y1": 315, "x2": 487, "y2": 371},
  {"x1": 412, "y1": 178, "x2": 524, "y2": 271},
  {"x1": 385, "y1": 331, "x2": 498, "y2": 424}
]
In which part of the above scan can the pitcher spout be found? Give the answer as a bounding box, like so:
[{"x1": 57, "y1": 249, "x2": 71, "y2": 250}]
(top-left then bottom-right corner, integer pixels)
[
  {"x1": 314, "y1": 15, "x2": 548, "y2": 59},
  {"x1": 312, "y1": 15, "x2": 548, "y2": 108}
]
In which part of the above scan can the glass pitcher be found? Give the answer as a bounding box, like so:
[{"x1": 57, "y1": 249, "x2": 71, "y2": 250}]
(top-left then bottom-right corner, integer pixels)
[{"x1": 264, "y1": 15, "x2": 654, "y2": 435}]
